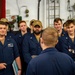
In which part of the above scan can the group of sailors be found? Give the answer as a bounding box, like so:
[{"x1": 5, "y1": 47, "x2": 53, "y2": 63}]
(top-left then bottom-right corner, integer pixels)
[{"x1": 0, "y1": 17, "x2": 75, "y2": 75}]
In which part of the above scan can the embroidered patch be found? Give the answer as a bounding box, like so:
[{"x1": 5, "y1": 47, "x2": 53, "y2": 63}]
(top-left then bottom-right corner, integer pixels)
[{"x1": 8, "y1": 43, "x2": 13, "y2": 47}]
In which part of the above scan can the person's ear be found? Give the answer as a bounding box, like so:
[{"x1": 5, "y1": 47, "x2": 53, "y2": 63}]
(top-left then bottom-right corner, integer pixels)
[
  {"x1": 55, "y1": 40, "x2": 58, "y2": 45},
  {"x1": 40, "y1": 38, "x2": 43, "y2": 44}
]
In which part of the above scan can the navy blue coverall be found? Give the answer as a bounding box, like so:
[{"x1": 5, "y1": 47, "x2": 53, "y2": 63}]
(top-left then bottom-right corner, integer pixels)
[
  {"x1": 56, "y1": 33, "x2": 75, "y2": 61},
  {"x1": 26, "y1": 48, "x2": 75, "y2": 75},
  {"x1": 0, "y1": 36, "x2": 19, "y2": 75},
  {"x1": 22, "y1": 33, "x2": 42, "y2": 64}
]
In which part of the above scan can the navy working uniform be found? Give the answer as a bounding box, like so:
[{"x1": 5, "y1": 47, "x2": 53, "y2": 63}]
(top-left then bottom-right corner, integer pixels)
[
  {"x1": 15, "y1": 31, "x2": 25, "y2": 58},
  {"x1": 15, "y1": 29, "x2": 31, "y2": 57},
  {"x1": 22, "y1": 33, "x2": 42, "y2": 64},
  {"x1": 26, "y1": 48, "x2": 75, "y2": 75},
  {"x1": 15, "y1": 31, "x2": 30, "y2": 75},
  {"x1": 15, "y1": 31, "x2": 27, "y2": 75},
  {"x1": 56, "y1": 33, "x2": 75, "y2": 61},
  {"x1": 0, "y1": 36, "x2": 19, "y2": 75},
  {"x1": 55, "y1": 29, "x2": 67, "y2": 50}
]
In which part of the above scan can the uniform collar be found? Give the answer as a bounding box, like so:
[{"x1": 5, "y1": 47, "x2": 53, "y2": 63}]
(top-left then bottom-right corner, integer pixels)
[
  {"x1": 41, "y1": 47, "x2": 58, "y2": 54},
  {"x1": 0, "y1": 36, "x2": 11, "y2": 46},
  {"x1": 30, "y1": 33, "x2": 40, "y2": 43}
]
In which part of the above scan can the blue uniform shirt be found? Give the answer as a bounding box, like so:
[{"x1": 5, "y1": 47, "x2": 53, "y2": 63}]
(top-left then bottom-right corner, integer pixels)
[
  {"x1": 26, "y1": 48, "x2": 75, "y2": 75},
  {"x1": 22, "y1": 33, "x2": 42, "y2": 64},
  {"x1": 56, "y1": 33, "x2": 75, "y2": 61},
  {"x1": 0, "y1": 36, "x2": 19, "y2": 75},
  {"x1": 15, "y1": 32, "x2": 25, "y2": 57}
]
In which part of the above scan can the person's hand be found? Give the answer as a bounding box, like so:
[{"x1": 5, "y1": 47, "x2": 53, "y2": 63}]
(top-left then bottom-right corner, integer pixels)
[
  {"x1": 18, "y1": 70, "x2": 21, "y2": 75},
  {"x1": 0, "y1": 63, "x2": 7, "y2": 70}
]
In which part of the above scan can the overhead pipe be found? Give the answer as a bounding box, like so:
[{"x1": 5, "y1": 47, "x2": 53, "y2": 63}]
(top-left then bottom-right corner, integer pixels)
[{"x1": 38, "y1": 0, "x2": 41, "y2": 20}]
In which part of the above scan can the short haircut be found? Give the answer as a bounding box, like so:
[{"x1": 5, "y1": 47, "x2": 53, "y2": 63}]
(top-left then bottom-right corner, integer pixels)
[
  {"x1": 54, "y1": 18, "x2": 62, "y2": 23},
  {"x1": 18, "y1": 20, "x2": 26, "y2": 27},
  {"x1": 41, "y1": 27, "x2": 58, "y2": 46},
  {"x1": 0, "y1": 21, "x2": 8, "y2": 26},
  {"x1": 65, "y1": 19, "x2": 75, "y2": 27},
  {"x1": 63, "y1": 21, "x2": 67, "y2": 27}
]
